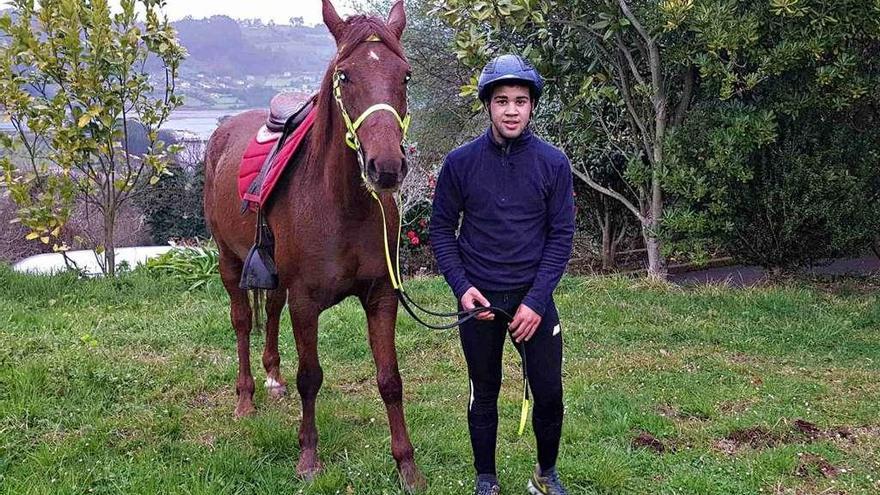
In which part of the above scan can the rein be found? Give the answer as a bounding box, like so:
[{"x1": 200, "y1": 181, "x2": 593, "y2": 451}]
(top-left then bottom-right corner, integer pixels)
[{"x1": 330, "y1": 35, "x2": 531, "y2": 436}]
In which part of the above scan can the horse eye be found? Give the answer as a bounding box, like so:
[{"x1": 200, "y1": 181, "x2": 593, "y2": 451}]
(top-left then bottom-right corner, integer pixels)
[
  {"x1": 404, "y1": 74, "x2": 411, "y2": 84},
  {"x1": 338, "y1": 71, "x2": 348, "y2": 82}
]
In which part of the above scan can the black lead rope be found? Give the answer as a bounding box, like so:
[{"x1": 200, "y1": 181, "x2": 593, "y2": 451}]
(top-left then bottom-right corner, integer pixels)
[{"x1": 394, "y1": 287, "x2": 532, "y2": 435}]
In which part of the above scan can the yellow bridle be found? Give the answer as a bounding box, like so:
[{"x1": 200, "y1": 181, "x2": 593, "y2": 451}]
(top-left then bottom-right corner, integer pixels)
[{"x1": 330, "y1": 39, "x2": 411, "y2": 291}]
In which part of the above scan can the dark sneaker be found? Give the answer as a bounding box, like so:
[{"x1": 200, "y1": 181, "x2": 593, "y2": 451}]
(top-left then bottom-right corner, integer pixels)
[
  {"x1": 474, "y1": 474, "x2": 501, "y2": 495},
  {"x1": 527, "y1": 464, "x2": 568, "y2": 495}
]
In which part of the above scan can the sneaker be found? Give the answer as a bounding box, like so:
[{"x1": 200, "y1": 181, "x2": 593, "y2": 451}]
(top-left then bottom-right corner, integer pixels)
[
  {"x1": 526, "y1": 464, "x2": 568, "y2": 495},
  {"x1": 474, "y1": 474, "x2": 501, "y2": 495}
]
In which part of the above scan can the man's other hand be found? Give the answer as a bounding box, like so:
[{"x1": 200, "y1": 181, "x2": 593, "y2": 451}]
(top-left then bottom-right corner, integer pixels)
[{"x1": 508, "y1": 303, "x2": 541, "y2": 342}]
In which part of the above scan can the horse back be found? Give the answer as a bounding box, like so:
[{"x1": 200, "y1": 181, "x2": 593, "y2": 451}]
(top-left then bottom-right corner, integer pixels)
[{"x1": 203, "y1": 109, "x2": 267, "y2": 260}]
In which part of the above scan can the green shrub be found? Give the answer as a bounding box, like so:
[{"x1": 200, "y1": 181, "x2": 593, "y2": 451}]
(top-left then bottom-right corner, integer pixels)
[{"x1": 143, "y1": 243, "x2": 219, "y2": 290}]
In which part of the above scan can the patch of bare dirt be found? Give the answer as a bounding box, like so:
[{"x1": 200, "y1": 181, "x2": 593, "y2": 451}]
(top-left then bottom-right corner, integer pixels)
[
  {"x1": 795, "y1": 453, "x2": 839, "y2": 479},
  {"x1": 632, "y1": 431, "x2": 668, "y2": 454},
  {"x1": 793, "y1": 419, "x2": 822, "y2": 440},
  {"x1": 726, "y1": 426, "x2": 781, "y2": 449},
  {"x1": 715, "y1": 419, "x2": 880, "y2": 455}
]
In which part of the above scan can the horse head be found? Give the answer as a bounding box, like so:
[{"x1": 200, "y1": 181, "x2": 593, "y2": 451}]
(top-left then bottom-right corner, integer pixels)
[{"x1": 322, "y1": 0, "x2": 410, "y2": 193}]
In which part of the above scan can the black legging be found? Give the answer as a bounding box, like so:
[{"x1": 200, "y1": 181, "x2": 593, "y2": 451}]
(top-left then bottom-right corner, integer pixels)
[{"x1": 458, "y1": 287, "x2": 564, "y2": 476}]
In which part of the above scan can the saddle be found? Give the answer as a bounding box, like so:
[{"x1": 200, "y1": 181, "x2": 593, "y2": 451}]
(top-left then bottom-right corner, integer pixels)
[
  {"x1": 240, "y1": 93, "x2": 317, "y2": 213},
  {"x1": 238, "y1": 92, "x2": 317, "y2": 291},
  {"x1": 267, "y1": 92, "x2": 313, "y2": 133}
]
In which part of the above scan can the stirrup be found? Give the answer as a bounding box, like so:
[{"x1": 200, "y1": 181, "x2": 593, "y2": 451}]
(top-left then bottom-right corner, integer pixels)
[{"x1": 239, "y1": 212, "x2": 278, "y2": 290}]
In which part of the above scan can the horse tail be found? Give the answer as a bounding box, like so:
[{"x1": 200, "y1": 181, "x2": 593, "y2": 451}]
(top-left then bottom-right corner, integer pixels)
[{"x1": 250, "y1": 289, "x2": 266, "y2": 334}]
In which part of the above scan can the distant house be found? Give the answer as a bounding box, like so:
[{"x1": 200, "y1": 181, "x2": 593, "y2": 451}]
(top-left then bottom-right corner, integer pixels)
[{"x1": 265, "y1": 77, "x2": 293, "y2": 90}]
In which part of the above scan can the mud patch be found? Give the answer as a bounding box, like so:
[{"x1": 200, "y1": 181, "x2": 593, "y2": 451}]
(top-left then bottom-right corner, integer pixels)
[
  {"x1": 791, "y1": 419, "x2": 880, "y2": 446},
  {"x1": 793, "y1": 419, "x2": 822, "y2": 440},
  {"x1": 795, "y1": 453, "x2": 839, "y2": 479},
  {"x1": 632, "y1": 431, "x2": 668, "y2": 454},
  {"x1": 726, "y1": 426, "x2": 781, "y2": 449},
  {"x1": 715, "y1": 419, "x2": 880, "y2": 455}
]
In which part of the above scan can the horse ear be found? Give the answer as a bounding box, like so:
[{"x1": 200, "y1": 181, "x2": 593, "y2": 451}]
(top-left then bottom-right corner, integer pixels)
[
  {"x1": 387, "y1": 0, "x2": 406, "y2": 40},
  {"x1": 322, "y1": 0, "x2": 345, "y2": 43}
]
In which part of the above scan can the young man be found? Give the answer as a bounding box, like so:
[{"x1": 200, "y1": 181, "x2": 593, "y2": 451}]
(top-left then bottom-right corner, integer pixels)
[{"x1": 430, "y1": 54, "x2": 575, "y2": 495}]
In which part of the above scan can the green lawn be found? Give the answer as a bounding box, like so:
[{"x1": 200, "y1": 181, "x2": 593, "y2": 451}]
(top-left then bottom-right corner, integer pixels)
[{"x1": 1, "y1": 266, "x2": 878, "y2": 494}]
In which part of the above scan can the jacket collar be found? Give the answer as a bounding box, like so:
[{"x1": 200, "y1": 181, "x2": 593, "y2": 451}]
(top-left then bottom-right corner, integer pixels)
[{"x1": 484, "y1": 126, "x2": 533, "y2": 155}]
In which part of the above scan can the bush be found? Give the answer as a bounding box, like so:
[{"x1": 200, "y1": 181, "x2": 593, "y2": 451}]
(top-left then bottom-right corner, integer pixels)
[
  {"x1": 142, "y1": 242, "x2": 218, "y2": 290},
  {"x1": 665, "y1": 103, "x2": 880, "y2": 270},
  {"x1": 138, "y1": 157, "x2": 208, "y2": 245}
]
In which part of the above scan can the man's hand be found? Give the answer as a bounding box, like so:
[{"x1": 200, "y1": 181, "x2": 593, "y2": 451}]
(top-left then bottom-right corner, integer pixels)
[
  {"x1": 460, "y1": 287, "x2": 495, "y2": 321},
  {"x1": 508, "y1": 303, "x2": 541, "y2": 343}
]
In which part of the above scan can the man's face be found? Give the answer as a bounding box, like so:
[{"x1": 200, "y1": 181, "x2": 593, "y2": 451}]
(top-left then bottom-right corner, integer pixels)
[{"x1": 488, "y1": 84, "x2": 532, "y2": 142}]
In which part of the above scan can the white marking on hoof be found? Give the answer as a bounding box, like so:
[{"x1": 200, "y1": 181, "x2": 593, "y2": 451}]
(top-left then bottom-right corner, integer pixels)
[
  {"x1": 552, "y1": 323, "x2": 561, "y2": 336},
  {"x1": 265, "y1": 377, "x2": 283, "y2": 389},
  {"x1": 369, "y1": 50, "x2": 380, "y2": 61}
]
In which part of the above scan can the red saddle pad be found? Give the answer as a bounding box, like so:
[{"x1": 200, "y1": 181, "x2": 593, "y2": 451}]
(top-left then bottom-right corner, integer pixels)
[{"x1": 238, "y1": 108, "x2": 317, "y2": 211}]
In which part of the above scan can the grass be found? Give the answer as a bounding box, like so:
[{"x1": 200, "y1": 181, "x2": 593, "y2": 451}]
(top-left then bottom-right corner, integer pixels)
[{"x1": 1, "y1": 265, "x2": 879, "y2": 494}]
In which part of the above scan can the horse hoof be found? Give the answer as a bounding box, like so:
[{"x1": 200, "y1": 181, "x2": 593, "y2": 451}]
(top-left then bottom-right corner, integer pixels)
[
  {"x1": 264, "y1": 377, "x2": 287, "y2": 399},
  {"x1": 234, "y1": 401, "x2": 256, "y2": 418},
  {"x1": 296, "y1": 452, "x2": 322, "y2": 481},
  {"x1": 399, "y1": 462, "x2": 427, "y2": 493}
]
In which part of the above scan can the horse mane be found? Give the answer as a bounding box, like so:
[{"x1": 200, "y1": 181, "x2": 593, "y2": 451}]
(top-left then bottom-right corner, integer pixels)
[{"x1": 309, "y1": 15, "x2": 407, "y2": 156}]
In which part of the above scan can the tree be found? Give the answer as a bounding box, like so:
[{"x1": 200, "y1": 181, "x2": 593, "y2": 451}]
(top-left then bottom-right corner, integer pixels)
[
  {"x1": 661, "y1": 0, "x2": 880, "y2": 269},
  {"x1": 665, "y1": 103, "x2": 880, "y2": 270},
  {"x1": 434, "y1": 0, "x2": 702, "y2": 278},
  {"x1": 433, "y1": 0, "x2": 880, "y2": 278},
  {"x1": 0, "y1": 0, "x2": 186, "y2": 276}
]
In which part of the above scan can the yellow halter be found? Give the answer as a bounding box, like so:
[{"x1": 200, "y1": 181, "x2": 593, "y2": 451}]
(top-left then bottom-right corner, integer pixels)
[
  {"x1": 331, "y1": 68, "x2": 411, "y2": 158},
  {"x1": 330, "y1": 39, "x2": 411, "y2": 291}
]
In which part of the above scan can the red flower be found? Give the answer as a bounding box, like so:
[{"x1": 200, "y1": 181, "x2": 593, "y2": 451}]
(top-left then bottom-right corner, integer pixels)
[
  {"x1": 410, "y1": 236, "x2": 420, "y2": 246},
  {"x1": 406, "y1": 230, "x2": 416, "y2": 239},
  {"x1": 418, "y1": 219, "x2": 427, "y2": 228}
]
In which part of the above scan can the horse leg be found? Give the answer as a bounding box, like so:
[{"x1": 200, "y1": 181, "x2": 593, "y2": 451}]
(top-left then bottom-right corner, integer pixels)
[
  {"x1": 219, "y1": 252, "x2": 256, "y2": 418},
  {"x1": 360, "y1": 289, "x2": 427, "y2": 493},
  {"x1": 289, "y1": 298, "x2": 324, "y2": 479},
  {"x1": 262, "y1": 289, "x2": 288, "y2": 398}
]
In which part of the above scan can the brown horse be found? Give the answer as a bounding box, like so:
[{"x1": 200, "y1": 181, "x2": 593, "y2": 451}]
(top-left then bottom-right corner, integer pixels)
[{"x1": 202, "y1": 0, "x2": 425, "y2": 490}]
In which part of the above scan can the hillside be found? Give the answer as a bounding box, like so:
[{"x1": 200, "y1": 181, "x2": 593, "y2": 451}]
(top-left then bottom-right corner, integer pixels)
[{"x1": 173, "y1": 16, "x2": 334, "y2": 78}]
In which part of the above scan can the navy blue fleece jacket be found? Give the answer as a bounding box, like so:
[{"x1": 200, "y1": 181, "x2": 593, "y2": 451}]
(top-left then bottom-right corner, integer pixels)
[{"x1": 430, "y1": 127, "x2": 575, "y2": 316}]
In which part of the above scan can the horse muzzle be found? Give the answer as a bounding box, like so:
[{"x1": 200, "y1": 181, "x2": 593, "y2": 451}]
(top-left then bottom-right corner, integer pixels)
[{"x1": 366, "y1": 157, "x2": 408, "y2": 192}]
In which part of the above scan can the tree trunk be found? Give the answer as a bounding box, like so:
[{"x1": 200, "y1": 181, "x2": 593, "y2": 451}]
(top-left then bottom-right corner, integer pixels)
[
  {"x1": 644, "y1": 232, "x2": 665, "y2": 279},
  {"x1": 601, "y1": 210, "x2": 614, "y2": 270},
  {"x1": 104, "y1": 207, "x2": 116, "y2": 277},
  {"x1": 643, "y1": 217, "x2": 666, "y2": 280}
]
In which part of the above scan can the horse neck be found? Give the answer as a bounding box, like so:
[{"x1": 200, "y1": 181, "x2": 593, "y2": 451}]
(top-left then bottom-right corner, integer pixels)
[{"x1": 308, "y1": 105, "x2": 373, "y2": 212}]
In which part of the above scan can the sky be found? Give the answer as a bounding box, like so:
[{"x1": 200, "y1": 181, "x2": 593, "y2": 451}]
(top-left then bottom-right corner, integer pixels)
[{"x1": 0, "y1": 0, "x2": 358, "y2": 26}]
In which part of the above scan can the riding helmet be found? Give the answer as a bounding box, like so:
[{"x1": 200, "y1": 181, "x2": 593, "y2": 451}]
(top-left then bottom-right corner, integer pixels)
[{"x1": 477, "y1": 54, "x2": 544, "y2": 103}]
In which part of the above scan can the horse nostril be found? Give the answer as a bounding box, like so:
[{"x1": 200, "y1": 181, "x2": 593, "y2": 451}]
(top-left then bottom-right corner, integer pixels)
[
  {"x1": 400, "y1": 159, "x2": 408, "y2": 178},
  {"x1": 367, "y1": 158, "x2": 378, "y2": 177},
  {"x1": 377, "y1": 171, "x2": 398, "y2": 189}
]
